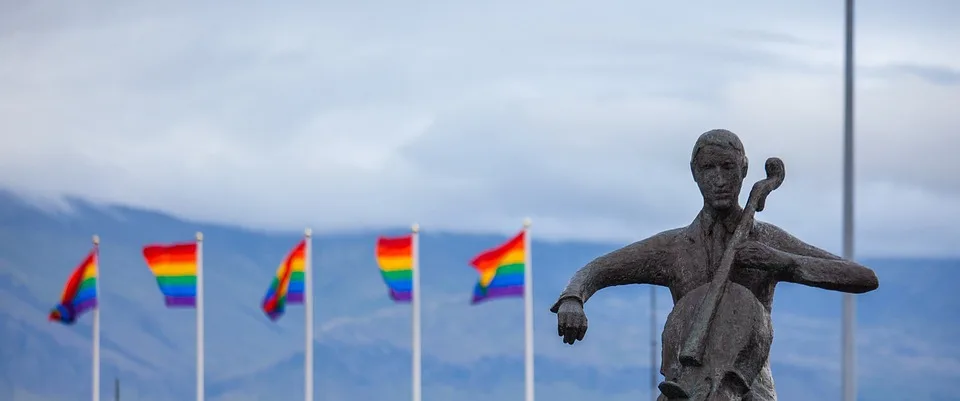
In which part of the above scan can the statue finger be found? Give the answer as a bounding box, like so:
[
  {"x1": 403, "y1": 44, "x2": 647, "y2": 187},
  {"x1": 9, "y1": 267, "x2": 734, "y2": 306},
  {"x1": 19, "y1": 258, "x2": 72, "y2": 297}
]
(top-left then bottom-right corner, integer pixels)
[
  {"x1": 557, "y1": 315, "x2": 566, "y2": 337},
  {"x1": 569, "y1": 315, "x2": 586, "y2": 342},
  {"x1": 563, "y1": 328, "x2": 576, "y2": 344}
]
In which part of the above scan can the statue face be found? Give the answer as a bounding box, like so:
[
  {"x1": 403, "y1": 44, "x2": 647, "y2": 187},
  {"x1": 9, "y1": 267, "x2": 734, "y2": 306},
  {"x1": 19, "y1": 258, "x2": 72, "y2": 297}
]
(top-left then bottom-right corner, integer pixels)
[{"x1": 693, "y1": 145, "x2": 745, "y2": 211}]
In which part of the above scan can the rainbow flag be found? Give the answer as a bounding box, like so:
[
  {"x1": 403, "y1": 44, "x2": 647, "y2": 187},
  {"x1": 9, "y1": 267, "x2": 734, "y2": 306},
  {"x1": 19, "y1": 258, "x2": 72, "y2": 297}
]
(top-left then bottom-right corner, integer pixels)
[
  {"x1": 470, "y1": 230, "x2": 525, "y2": 304},
  {"x1": 48, "y1": 250, "x2": 98, "y2": 324},
  {"x1": 142, "y1": 242, "x2": 198, "y2": 307},
  {"x1": 261, "y1": 240, "x2": 307, "y2": 320},
  {"x1": 375, "y1": 235, "x2": 414, "y2": 302}
]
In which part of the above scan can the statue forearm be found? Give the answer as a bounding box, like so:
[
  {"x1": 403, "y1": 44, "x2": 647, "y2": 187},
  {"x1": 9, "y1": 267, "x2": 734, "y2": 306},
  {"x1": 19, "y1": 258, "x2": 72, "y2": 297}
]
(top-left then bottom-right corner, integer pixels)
[
  {"x1": 549, "y1": 271, "x2": 593, "y2": 312},
  {"x1": 550, "y1": 237, "x2": 674, "y2": 313},
  {"x1": 782, "y1": 255, "x2": 879, "y2": 294},
  {"x1": 550, "y1": 259, "x2": 627, "y2": 312}
]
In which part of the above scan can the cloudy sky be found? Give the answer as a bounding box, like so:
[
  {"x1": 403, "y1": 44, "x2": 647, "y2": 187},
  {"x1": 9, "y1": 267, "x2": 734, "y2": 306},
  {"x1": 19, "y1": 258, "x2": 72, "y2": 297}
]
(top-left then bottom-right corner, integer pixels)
[{"x1": 1, "y1": 0, "x2": 958, "y2": 257}]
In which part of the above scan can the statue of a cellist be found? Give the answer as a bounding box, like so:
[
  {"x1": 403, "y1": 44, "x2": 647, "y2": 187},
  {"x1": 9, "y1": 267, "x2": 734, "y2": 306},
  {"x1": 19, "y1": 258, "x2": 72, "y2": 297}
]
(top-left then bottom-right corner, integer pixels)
[{"x1": 550, "y1": 129, "x2": 879, "y2": 400}]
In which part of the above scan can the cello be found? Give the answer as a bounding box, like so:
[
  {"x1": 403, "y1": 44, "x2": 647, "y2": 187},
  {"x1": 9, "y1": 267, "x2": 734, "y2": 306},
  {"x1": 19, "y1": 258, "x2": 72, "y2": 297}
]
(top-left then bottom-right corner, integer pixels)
[{"x1": 658, "y1": 157, "x2": 786, "y2": 400}]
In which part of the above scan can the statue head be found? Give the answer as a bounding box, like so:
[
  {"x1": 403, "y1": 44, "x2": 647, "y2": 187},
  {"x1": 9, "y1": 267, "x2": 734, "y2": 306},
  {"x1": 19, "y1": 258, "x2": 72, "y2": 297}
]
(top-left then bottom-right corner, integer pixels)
[{"x1": 690, "y1": 129, "x2": 749, "y2": 212}]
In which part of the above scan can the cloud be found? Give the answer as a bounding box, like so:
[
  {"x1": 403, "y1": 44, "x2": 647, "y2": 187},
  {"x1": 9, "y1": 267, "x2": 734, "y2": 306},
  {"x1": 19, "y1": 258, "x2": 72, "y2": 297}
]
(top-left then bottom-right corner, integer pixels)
[{"x1": 1, "y1": 0, "x2": 958, "y2": 256}]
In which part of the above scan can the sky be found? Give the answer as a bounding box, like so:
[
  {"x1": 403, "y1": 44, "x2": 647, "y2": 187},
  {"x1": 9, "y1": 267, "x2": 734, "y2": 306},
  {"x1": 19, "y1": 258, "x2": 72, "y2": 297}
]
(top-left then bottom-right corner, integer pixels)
[{"x1": 1, "y1": 0, "x2": 958, "y2": 257}]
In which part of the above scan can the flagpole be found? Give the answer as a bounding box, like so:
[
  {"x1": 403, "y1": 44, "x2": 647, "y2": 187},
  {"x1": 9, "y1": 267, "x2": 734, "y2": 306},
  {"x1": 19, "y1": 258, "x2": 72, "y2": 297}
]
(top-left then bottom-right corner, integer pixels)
[
  {"x1": 411, "y1": 223, "x2": 422, "y2": 401},
  {"x1": 841, "y1": 0, "x2": 857, "y2": 399},
  {"x1": 93, "y1": 235, "x2": 101, "y2": 401},
  {"x1": 195, "y1": 232, "x2": 205, "y2": 401},
  {"x1": 650, "y1": 286, "x2": 656, "y2": 401},
  {"x1": 304, "y1": 228, "x2": 314, "y2": 401},
  {"x1": 522, "y1": 218, "x2": 535, "y2": 401}
]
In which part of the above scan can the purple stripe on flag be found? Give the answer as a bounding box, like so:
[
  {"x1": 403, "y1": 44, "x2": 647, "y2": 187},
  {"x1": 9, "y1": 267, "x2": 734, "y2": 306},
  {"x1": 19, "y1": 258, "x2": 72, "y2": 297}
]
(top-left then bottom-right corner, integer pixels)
[
  {"x1": 472, "y1": 285, "x2": 524, "y2": 304},
  {"x1": 73, "y1": 298, "x2": 98, "y2": 314},
  {"x1": 165, "y1": 296, "x2": 196, "y2": 307},
  {"x1": 390, "y1": 289, "x2": 412, "y2": 302},
  {"x1": 287, "y1": 293, "x2": 304, "y2": 303}
]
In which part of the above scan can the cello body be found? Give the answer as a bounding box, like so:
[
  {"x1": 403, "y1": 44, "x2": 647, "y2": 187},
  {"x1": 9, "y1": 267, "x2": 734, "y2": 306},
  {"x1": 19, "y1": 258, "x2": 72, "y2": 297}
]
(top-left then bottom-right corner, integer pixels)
[{"x1": 659, "y1": 282, "x2": 773, "y2": 400}]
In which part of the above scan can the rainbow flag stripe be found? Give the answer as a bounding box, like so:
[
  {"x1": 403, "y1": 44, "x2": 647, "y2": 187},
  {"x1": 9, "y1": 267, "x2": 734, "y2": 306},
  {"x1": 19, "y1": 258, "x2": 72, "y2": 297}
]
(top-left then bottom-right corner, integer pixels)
[
  {"x1": 375, "y1": 235, "x2": 414, "y2": 302},
  {"x1": 470, "y1": 230, "x2": 525, "y2": 304},
  {"x1": 49, "y1": 250, "x2": 98, "y2": 324},
  {"x1": 142, "y1": 242, "x2": 198, "y2": 308},
  {"x1": 261, "y1": 239, "x2": 307, "y2": 320}
]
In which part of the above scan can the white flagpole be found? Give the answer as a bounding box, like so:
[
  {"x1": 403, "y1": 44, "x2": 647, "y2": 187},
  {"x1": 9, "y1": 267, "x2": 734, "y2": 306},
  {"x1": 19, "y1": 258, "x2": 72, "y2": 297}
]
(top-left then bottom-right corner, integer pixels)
[
  {"x1": 304, "y1": 228, "x2": 314, "y2": 401},
  {"x1": 650, "y1": 286, "x2": 657, "y2": 401},
  {"x1": 195, "y1": 232, "x2": 205, "y2": 401},
  {"x1": 841, "y1": 0, "x2": 857, "y2": 399},
  {"x1": 92, "y1": 235, "x2": 101, "y2": 401},
  {"x1": 522, "y1": 218, "x2": 535, "y2": 401},
  {"x1": 411, "y1": 224, "x2": 423, "y2": 401}
]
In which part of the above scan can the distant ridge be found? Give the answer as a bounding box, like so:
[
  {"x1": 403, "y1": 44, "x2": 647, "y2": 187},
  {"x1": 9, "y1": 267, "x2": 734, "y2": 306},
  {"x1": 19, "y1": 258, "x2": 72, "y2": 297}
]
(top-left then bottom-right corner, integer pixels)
[{"x1": 1, "y1": 190, "x2": 958, "y2": 401}]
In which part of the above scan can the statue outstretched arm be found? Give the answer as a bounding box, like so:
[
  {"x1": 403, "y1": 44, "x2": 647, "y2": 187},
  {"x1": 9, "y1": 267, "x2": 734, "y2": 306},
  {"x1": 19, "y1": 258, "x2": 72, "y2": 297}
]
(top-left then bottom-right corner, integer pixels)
[
  {"x1": 549, "y1": 230, "x2": 676, "y2": 313},
  {"x1": 758, "y1": 223, "x2": 879, "y2": 293}
]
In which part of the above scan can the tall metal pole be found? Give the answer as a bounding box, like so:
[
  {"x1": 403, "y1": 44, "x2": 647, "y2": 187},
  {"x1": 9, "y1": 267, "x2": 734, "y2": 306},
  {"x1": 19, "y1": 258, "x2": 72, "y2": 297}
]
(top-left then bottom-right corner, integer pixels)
[
  {"x1": 841, "y1": 0, "x2": 857, "y2": 400},
  {"x1": 411, "y1": 224, "x2": 422, "y2": 401},
  {"x1": 522, "y1": 218, "x2": 535, "y2": 401},
  {"x1": 650, "y1": 286, "x2": 657, "y2": 401},
  {"x1": 304, "y1": 229, "x2": 314, "y2": 401},
  {"x1": 92, "y1": 236, "x2": 101, "y2": 401},
  {"x1": 114, "y1": 378, "x2": 120, "y2": 401},
  {"x1": 195, "y1": 232, "x2": 205, "y2": 401}
]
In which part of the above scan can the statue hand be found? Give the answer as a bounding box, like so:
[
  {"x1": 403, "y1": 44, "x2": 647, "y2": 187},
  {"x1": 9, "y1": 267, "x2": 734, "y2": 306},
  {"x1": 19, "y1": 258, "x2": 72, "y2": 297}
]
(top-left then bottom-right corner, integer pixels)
[
  {"x1": 556, "y1": 298, "x2": 588, "y2": 344},
  {"x1": 735, "y1": 240, "x2": 793, "y2": 275}
]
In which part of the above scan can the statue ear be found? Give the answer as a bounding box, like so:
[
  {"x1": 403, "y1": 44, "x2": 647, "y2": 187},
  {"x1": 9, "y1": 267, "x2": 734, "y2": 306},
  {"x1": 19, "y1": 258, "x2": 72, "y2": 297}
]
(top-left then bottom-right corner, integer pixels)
[{"x1": 741, "y1": 156, "x2": 749, "y2": 178}]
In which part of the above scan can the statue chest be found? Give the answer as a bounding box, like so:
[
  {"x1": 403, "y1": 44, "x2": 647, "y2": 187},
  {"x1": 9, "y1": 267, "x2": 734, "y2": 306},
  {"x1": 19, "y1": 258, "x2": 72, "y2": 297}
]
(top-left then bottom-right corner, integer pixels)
[{"x1": 668, "y1": 244, "x2": 774, "y2": 306}]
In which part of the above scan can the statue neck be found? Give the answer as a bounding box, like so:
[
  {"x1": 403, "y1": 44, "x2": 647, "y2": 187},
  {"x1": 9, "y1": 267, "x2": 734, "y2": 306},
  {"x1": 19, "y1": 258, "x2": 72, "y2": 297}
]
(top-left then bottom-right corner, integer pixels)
[{"x1": 701, "y1": 204, "x2": 744, "y2": 230}]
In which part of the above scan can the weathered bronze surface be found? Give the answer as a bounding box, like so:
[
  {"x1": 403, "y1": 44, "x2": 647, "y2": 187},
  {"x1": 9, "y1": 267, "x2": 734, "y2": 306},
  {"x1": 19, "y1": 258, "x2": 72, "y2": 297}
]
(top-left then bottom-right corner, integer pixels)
[{"x1": 551, "y1": 129, "x2": 879, "y2": 400}]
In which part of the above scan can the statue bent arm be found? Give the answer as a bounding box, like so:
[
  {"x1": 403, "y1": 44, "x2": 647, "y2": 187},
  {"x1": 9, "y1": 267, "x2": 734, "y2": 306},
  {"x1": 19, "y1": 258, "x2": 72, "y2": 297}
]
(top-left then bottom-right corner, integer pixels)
[
  {"x1": 550, "y1": 230, "x2": 677, "y2": 313},
  {"x1": 757, "y1": 223, "x2": 879, "y2": 293}
]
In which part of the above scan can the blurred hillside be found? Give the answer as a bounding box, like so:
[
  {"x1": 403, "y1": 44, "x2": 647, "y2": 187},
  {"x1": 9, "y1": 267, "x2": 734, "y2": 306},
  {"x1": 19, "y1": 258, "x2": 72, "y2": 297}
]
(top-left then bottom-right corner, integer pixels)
[{"x1": 0, "y1": 190, "x2": 957, "y2": 401}]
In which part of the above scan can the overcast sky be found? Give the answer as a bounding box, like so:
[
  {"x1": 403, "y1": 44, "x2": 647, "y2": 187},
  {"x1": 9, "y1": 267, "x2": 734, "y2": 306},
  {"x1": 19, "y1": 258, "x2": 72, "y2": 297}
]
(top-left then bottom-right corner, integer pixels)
[{"x1": 1, "y1": 0, "x2": 958, "y2": 257}]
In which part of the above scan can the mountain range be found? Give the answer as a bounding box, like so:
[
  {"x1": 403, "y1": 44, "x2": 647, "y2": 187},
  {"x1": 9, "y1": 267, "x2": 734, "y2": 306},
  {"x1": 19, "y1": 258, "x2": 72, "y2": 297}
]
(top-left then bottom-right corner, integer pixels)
[{"x1": 1, "y1": 189, "x2": 958, "y2": 401}]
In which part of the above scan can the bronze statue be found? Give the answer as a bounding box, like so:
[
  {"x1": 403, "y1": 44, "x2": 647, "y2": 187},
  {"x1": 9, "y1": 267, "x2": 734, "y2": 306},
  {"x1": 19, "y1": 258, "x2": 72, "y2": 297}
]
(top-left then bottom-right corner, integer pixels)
[{"x1": 550, "y1": 129, "x2": 879, "y2": 400}]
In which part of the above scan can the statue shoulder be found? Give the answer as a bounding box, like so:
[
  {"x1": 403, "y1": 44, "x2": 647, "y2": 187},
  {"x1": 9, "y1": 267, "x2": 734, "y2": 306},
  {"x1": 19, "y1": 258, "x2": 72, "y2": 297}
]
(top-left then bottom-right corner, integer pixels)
[
  {"x1": 649, "y1": 227, "x2": 685, "y2": 243},
  {"x1": 751, "y1": 220, "x2": 799, "y2": 244},
  {"x1": 632, "y1": 227, "x2": 686, "y2": 251}
]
